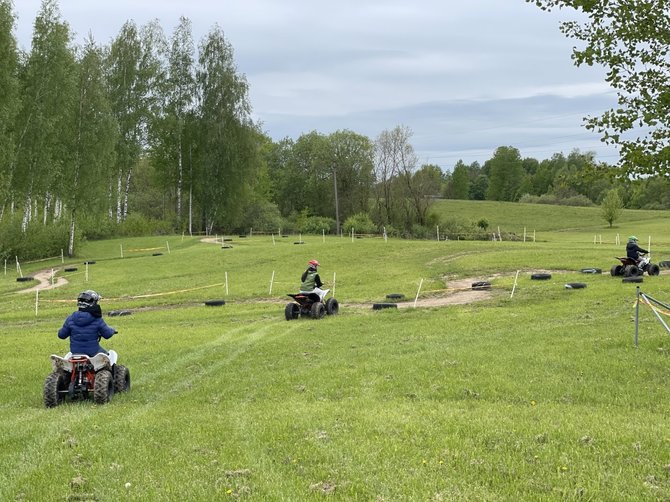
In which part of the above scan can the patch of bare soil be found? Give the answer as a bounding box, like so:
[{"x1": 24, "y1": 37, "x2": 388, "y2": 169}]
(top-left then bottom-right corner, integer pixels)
[
  {"x1": 17, "y1": 269, "x2": 69, "y2": 294},
  {"x1": 396, "y1": 278, "x2": 493, "y2": 308}
]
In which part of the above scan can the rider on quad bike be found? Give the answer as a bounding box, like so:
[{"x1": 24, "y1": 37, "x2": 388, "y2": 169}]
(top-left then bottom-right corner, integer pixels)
[
  {"x1": 44, "y1": 290, "x2": 130, "y2": 407},
  {"x1": 58, "y1": 290, "x2": 116, "y2": 355},
  {"x1": 301, "y1": 259, "x2": 323, "y2": 293},
  {"x1": 611, "y1": 236, "x2": 660, "y2": 277},
  {"x1": 285, "y1": 260, "x2": 339, "y2": 320},
  {"x1": 626, "y1": 236, "x2": 648, "y2": 263}
]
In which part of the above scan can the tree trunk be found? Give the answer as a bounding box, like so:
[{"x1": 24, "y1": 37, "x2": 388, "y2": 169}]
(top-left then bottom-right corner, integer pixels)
[{"x1": 68, "y1": 210, "x2": 76, "y2": 257}]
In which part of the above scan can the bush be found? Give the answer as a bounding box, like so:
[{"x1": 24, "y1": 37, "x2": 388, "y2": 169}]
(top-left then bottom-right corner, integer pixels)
[
  {"x1": 297, "y1": 216, "x2": 336, "y2": 235},
  {"x1": 0, "y1": 217, "x2": 73, "y2": 261},
  {"x1": 237, "y1": 200, "x2": 283, "y2": 234},
  {"x1": 342, "y1": 213, "x2": 377, "y2": 235}
]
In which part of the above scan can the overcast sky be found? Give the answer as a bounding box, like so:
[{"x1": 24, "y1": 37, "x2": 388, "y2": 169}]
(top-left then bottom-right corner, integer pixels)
[{"x1": 12, "y1": 0, "x2": 619, "y2": 171}]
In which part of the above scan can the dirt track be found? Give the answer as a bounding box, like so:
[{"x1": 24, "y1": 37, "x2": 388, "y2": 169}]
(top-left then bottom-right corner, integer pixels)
[
  {"x1": 17, "y1": 269, "x2": 69, "y2": 294},
  {"x1": 15, "y1": 264, "x2": 496, "y2": 309}
]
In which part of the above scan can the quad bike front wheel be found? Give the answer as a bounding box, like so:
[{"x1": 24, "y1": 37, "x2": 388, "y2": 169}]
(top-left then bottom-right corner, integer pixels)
[
  {"x1": 325, "y1": 298, "x2": 339, "y2": 315},
  {"x1": 648, "y1": 264, "x2": 660, "y2": 276},
  {"x1": 93, "y1": 370, "x2": 114, "y2": 405},
  {"x1": 285, "y1": 302, "x2": 300, "y2": 321},
  {"x1": 114, "y1": 365, "x2": 131, "y2": 393},
  {"x1": 43, "y1": 370, "x2": 69, "y2": 408}
]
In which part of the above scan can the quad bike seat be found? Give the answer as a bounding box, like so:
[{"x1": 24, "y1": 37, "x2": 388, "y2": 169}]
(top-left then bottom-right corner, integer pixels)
[{"x1": 50, "y1": 350, "x2": 118, "y2": 372}]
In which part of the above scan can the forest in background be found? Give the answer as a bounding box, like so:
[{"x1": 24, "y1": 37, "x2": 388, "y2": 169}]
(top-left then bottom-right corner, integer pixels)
[{"x1": 1, "y1": 0, "x2": 668, "y2": 260}]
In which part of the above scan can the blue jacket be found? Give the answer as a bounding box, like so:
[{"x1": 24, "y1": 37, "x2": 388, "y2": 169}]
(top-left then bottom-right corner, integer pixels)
[{"x1": 58, "y1": 311, "x2": 116, "y2": 356}]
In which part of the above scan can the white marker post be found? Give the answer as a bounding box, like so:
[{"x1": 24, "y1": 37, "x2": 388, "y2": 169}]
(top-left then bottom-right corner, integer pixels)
[
  {"x1": 85, "y1": 262, "x2": 89, "y2": 282},
  {"x1": 332, "y1": 272, "x2": 336, "y2": 297},
  {"x1": 166, "y1": 241, "x2": 171, "y2": 254},
  {"x1": 225, "y1": 272, "x2": 229, "y2": 295},
  {"x1": 510, "y1": 270, "x2": 520, "y2": 299},
  {"x1": 269, "y1": 271, "x2": 275, "y2": 295},
  {"x1": 272, "y1": 234, "x2": 276, "y2": 246},
  {"x1": 120, "y1": 243, "x2": 124, "y2": 258},
  {"x1": 436, "y1": 226, "x2": 440, "y2": 241},
  {"x1": 414, "y1": 279, "x2": 424, "y2": 308}
]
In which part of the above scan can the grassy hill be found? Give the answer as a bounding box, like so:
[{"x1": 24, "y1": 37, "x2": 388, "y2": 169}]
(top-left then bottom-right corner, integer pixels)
[{"x1": 2, "y1": 202, "x2": 670, "y2": 500}]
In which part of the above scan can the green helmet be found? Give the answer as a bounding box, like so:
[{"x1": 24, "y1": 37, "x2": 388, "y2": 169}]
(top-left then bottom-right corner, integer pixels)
[{"x1": 628, "y1": 235, "x2": 638, "y2": 242}]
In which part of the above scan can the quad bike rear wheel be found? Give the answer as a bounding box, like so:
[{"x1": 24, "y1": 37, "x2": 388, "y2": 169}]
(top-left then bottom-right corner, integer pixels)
[
  {"x1": 325, "y1": 297, "x2": 339, "y2": 315},
  {"x1": 624, "y1": 264, "x2": 639, "y2": 277},
  {"x1": 93, "y1": 370, "x2": 114, "y2": 405},
  {"x1": 610, "y1": 264, "x2": 623, "y2": 276},
  {"x1": 114, "y1": 365, "x2": 131, "y2": 393},
  {"x1": 310, "y1": 302, "x2": 325, "y2": 319},
  {"x1": 43, "y1": 370, "x2": 69, "y2": 408},
  {"x1": 285, "y1": 302, "x2": 300, "y2": 321}
]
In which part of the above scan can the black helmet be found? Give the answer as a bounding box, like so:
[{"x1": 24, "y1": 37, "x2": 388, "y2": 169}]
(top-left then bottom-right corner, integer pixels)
[{"x1": 77, "y1": 290, "x2": 100, "y2": 309}]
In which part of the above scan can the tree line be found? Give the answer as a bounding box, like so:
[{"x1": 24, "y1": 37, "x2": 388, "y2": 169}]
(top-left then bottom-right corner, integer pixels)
[{"x1": 1, "y1": 0, "x2": 668, "y2": 260}]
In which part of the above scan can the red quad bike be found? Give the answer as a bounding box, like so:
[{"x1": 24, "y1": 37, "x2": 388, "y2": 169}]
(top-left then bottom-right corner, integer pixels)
[
  {"x1": 285, "y1": 288, "x2": 339, "y2": 320},
  {"x1": 611, "y1": 253, "x2": 660, "y2": 277},
  {"x1": 43, "y1": 349, "x2": 130, "y2": 407}
]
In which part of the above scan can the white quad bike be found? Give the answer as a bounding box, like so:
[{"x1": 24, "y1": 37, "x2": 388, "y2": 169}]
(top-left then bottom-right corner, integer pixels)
[
  {"x1": 285, "y1": 288, "x2": 339, "y2": 320},
  {"x1": 43, "y1": 350, "x2": 130, "y2": 407}
]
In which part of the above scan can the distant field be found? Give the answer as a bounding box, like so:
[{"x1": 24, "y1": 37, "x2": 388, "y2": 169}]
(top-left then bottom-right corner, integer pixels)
[
  {"x1": 431, "y1": 199, "x2": 668, "y2": 234},
  {"x1": 2, "y1": 202, "x2": 670, "y2": 500}
]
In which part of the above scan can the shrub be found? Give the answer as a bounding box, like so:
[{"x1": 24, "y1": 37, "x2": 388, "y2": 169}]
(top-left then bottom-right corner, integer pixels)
[
  {"x1": 342, "y1": 213, "x2": 377, "y2": 235},
  {"x1": 0, "y1": 217, "x2": 73, "y2": 261},
  {"x1": 297, "y1": 216, "x2": 336, "y2": 235}
]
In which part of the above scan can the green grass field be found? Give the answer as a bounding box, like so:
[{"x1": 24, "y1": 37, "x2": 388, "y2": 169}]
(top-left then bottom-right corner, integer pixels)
[{"x1": 2, "y1": 201, "x2": 670, "y2": 500}]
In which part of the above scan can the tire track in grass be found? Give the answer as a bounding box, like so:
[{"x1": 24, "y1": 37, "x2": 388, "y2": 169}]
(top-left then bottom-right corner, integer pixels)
[{"x1": 1, "y1": 317, "x2": 300, "y2": 498}]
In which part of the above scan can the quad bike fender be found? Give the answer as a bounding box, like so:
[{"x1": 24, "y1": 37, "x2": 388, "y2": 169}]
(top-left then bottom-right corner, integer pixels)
[
  {"x1": 50, "y1": 350, "x2": 117, "y2": 372},
  {"x1": 296, "y1": 288, "x2": 329, "y2": 302}
]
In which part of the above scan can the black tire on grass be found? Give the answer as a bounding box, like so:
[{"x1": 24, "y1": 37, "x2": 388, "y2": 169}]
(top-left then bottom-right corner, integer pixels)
[
  {"x1": 63, "y1": 267, "x2": 78, "y2": 272},
  {"x1": 386, "y1": 293, "x2": 405, "y2": 299},
  {"x1": 565, "y1": 283, "x2": 587, "y2": 289},
  {"x1": 152, "y1": 252, "x2": 163, "y2": 256},
  {"x1": 622, "y1": 276, "x2": 643, "y2": 283},
  {"x1": 471, "y1": 281, "x2": 492, "y2": 290},
  {"x1": 530, "y1": 273, "x2": 552, "y2": 280},
  {"x1": 108, "y1": 310, "x2": 132, "y2": 317},
  {"x1": 580, "y1": 268, "x2": 602, "y2": 274},
  {"x1": 372, "y1": 303, "x2": 398, "y2": 310},
  {"x1": 43, "y1": 370, "x2": 69, "y2": 408},
  {"x1": 204, "y1": 300, "x2": 225, "y2": 307},
  {"x1": 16, "y1": 276, "x2": 33, "y2": 282},
  {"x1": 84, "y1": 261, "x2": 96, "y2": 265},
  {"x1": 659, "y1": 260, "x2": 670, "y2": 269},
  {"x1": 93, "y1": 370, "x2": 114, "y2": 405}
]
